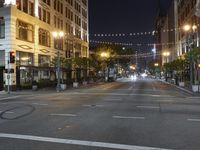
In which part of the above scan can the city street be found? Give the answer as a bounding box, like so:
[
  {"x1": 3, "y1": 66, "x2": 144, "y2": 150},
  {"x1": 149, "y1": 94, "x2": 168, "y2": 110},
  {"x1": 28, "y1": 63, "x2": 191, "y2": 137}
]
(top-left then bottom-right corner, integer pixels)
[{"x1": 0, "y1": 78, "x2": 200, "y2": 150}]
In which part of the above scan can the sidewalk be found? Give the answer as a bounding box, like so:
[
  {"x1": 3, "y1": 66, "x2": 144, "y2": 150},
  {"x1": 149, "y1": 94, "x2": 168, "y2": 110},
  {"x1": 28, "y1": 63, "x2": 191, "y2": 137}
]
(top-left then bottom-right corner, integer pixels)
[
  {"x1": 159, "y1": 79, "x2": 200, "y2": 96},
  {"x1": 0, "y1": 81, "x2": 105, "y2": 98}
]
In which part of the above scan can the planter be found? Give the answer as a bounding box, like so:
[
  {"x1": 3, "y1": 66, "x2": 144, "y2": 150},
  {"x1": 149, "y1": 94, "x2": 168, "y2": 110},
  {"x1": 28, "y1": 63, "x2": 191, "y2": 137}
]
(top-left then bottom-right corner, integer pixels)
[
  {"x1": 192, "y1": 85, "x2": 200, "y2": 92},
  {"x1": 179, "y1": 82, "x2": 185, "y2": 87},
  {"x1": 60, "y1": 84, "x2": 67, "y2": 90},
  {"x1": 73, "y1": 82, "x2": 79, "y2": 88},
  {"x1": 32, "y1": 85, "x2": 38, "y2": 91}
]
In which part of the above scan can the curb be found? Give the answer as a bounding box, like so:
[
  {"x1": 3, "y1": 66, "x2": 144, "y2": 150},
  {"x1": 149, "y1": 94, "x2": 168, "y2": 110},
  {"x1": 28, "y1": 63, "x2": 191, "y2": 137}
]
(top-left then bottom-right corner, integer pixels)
[{"x1": 159, "y1": 79, "x2": 195, "y2": 95}]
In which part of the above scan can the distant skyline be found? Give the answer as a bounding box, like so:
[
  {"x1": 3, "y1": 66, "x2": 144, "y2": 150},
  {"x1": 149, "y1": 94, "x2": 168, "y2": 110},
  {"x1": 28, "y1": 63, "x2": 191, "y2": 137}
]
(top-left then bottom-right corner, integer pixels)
[{"x1": 89, "y1": 0, "x2": 172, "y2": 52}]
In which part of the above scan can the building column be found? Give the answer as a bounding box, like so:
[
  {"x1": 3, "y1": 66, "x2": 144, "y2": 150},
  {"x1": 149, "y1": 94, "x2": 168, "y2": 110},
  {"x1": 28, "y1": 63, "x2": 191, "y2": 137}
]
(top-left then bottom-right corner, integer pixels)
[{"x1": 4, "y1": 9, "x2": 17, "y2": 91}]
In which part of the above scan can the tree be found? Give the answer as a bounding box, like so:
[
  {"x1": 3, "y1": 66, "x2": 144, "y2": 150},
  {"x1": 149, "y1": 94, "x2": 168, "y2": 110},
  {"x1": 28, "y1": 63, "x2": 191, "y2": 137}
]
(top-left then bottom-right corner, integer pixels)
[
  {"x1": 92, "y1": 44, "x2": 136, "y2": 79},
  {"x1": 171, "y1": 59, "x2": 187, "y2": 82},
  {"x1": 81, "y1": 57, "x2": 90, "y2": 81},
  {"x1": 72, "y1": 57, "x2": 83, "y2": 82},
  {"x1": 185, "y1": 48, "x2": 200, "y2": 84},
  {"x1": 95, "y1": 45, "x2": 116, "y2": 81}
]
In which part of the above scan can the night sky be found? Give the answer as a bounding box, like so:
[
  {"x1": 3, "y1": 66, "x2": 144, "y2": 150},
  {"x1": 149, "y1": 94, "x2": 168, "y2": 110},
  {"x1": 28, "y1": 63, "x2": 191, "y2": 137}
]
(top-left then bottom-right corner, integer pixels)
[{"x1": 89, "y1": 0, "x2": 172, "y2": 52}]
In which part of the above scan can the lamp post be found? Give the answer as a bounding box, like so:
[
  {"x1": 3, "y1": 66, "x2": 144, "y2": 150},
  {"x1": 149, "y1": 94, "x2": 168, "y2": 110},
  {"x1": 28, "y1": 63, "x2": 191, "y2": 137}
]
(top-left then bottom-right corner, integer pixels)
[
  {"x1": 100, "y1": 52, "x2": 110, "y2": 81},
  {"x1": 183, "y1": 24, "x2": 197, "y2": 88},
  {"x1": 154, "y1": 63, "x2": 161, "y2": 79},
  {"x1": 52, "y1": 31, "x2": 64, "y2": 92},
  {"x1": 162, "y1": 52, "x2": 170, "y2": 64},
  {"x1": 162, "y1": 52, "x2": 170, "y2": 81}
]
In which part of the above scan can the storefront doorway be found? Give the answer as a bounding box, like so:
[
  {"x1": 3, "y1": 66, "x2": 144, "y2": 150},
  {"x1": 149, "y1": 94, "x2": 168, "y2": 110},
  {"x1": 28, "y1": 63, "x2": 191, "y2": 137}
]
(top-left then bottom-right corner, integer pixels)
[{"x1": 0, "y1": 67, "x2": 4, "y2": 91}]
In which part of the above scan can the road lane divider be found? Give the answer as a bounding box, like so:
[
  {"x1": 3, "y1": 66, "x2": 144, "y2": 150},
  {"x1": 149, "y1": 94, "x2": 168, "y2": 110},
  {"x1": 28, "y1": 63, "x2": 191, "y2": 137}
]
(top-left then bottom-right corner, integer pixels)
[
  {"x1": 0, "y1": 133, "x2": 172, "y2": 150},
  {"x1": 32, "y1": 103, "x2": 48, "y2": 106},
  {"x1": 82, "y1": 104, "x2": 104, "y2": 107},
  {"x1": 49, "y1": 114, "x2": 77, "y2": 117},
  {"x1": 0, "y1": 96, "x2": 21, "y2": 101},
  {"x1": 187, "y1": 118, "x2": 200, "y2": 122},
  {"x1": 104, "y1": 98, "x2": 122, "y2": 101},
  {"x1": 136, "y1": 106, "x2": 160, "y2": 109},
  {"x1": 0, "y1": 111, "x2": 14, "y2": 114},
  {"x1": 112, "y1": 116, "x2": 145, "y2": 120}
]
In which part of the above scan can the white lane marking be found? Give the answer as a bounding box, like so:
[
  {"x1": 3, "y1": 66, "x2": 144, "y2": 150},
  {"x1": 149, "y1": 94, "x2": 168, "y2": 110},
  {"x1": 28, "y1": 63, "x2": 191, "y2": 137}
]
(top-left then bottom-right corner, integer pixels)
[
  {"x1": 137, "y1": 106, "x2": 160, "y2": 109},
  {"x1": 187, "y1": 119, "x2": 200, "y2": 122},
  {"x1": 113, "y1": 116, "x2": 145, "y2": 120},
  {"x1": 104, "y1": 98, "x2": 121, "y2": 101},
  {"x1": 0, "y1": 96, "x2": 21, "y2": 101},
  {"x1": 128, "y1": 86, "x2": 132, "y2": 90},
  {"x1": 103, "y1": 84, "x2": 117, "y2": 90},
  {"x1": 50, "y1": 114, "x2": 77, "y2": 117},
  {"x1": 0, "y1": 103, "x2": 7, "y2": 105},
  {"x1": 82, "y1": 104, "x2": 104, "y2": 107},
  {"x1": 69, "y1": 92, "x2": 175, "y2": 98},
  {"x1": 32, "y1": 103, "x2": 48, "y2": 106},
  {"x1": 186, "y1": 97, "x2": 200, "y2": 99},
  {"x1": 0, "y1": 111, "x2": 14, "y2": 114},
  {"x1": 0, "y1": 133, "x2": 171, "y2": 150}
]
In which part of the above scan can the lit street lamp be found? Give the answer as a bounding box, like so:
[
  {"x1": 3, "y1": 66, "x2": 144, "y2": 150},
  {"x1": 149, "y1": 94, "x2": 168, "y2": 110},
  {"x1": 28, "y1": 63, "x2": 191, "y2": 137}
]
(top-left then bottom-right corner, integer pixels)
[
  {"x1": 162, "y1": 52, "x2": 170, "y2": 81},
  {"x1": 100, "y1": 52, "x2": 110, "y2": 81},
  {"x1": 162, "y1": 52, "x2": 170, "y2": 64},
  {"x1": 52, "y1": 31, "x2": 64, "y2": 92},
  {"x1": 154, "y1": 63, "x2": 159, "y2": 67},
  {"x1": 183, "y1": 24, "x2": 197, "y2": 88}
]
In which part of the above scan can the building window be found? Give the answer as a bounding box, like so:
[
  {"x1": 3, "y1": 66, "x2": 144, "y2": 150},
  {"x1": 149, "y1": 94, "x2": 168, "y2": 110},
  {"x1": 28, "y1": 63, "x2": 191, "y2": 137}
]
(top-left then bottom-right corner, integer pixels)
[
  {"x1": 47, "y1": 12, "x2": 50, "y2": 24},
  {"x1": 43, "y1": 9, "x2": 46, "y2": 22},
  {"x1": 82, "y1": 8, "x2": 87, "y2": 18},
  {"x1": 39, "y1": 7, "x2": 42, "y2": 20},
  {"x1": 65, "y1": 40, "x2": 73, "y2": 58},
  {"x1": 82, "y1": 46, "x2": 87, "y2": 57},
  {"x1": 39, "y1": 28, "x2": 50, "y2": 47},
  {"x1": 66, "y1": 0, "x2": 73, "y2": 6},
  {"x1": 82, "y1": 0, "x2": 87, "y2": 6},
  {"x1": 16, "y1": 20, "x2": 33, "y2": 42},
  {"x1": 54, "y1": 38, "x2": 63, "y2": 50},
  {"x1": 29, "y1": 1, "x2": 34, "y2": 16},
  {"x1": 23, "y1": 0, "x2": 28, "y2": 13},
  {"x1": 0, "y1": 51, "x2": 5, "y2": 66},
  {"x1": 75, "y1": 28, "x2": 81, "y2": 39},
  {"x1": 16, "y1": 51, "x2": 34, "y2": 66},
  {"x1": 38, "y1": 7, "x2": 50, "y2": 24},
  {"x1": 16, "y1": 0, "x2": 22, "y2": 10},
  {"x1": 75, "y1": 1, "x2": 81, "y2": 13},
  {"x1": 65, "y1": 7, "x2": 73, "y2": 21},
  {"x1": 38, "y1": 55, "x2": 50, "y2": 67},
  {"x1": 42, "y1": 0, "x2": 50, "y2": 6},
  {"x1": 75, "y1": 15, "x2": 81, "y2": 26},
  {"x1": 0, "y1": 17, "x2": 5, "y2": 39}
]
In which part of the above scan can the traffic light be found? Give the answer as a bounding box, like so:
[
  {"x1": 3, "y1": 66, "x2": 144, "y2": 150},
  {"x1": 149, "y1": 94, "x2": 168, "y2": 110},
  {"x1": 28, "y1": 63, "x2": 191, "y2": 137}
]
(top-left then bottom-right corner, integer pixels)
[{"x1": 9, "y1": 51, "x2": 15, "y2": 63}]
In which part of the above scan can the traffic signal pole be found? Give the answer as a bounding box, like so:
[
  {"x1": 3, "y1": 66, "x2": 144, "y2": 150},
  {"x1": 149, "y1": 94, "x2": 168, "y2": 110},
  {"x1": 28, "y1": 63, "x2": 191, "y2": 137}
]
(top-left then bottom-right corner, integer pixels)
[{"x1": 7, "y1": 57, "x2": 10, "y2": 94}]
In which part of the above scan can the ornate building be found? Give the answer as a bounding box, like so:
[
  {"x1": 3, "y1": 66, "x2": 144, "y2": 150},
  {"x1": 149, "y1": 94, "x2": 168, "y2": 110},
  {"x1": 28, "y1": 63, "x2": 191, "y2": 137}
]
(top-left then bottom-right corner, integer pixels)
[{"x1": 0, "y1": 0, "x2": 89, "y2": 90}]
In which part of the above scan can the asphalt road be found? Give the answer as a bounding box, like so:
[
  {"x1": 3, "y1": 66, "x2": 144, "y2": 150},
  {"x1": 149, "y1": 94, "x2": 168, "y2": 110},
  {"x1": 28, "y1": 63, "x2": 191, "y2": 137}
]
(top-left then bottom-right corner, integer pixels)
[{"x1": 0, "y1": 78, "x2": 200, "y2": 150}]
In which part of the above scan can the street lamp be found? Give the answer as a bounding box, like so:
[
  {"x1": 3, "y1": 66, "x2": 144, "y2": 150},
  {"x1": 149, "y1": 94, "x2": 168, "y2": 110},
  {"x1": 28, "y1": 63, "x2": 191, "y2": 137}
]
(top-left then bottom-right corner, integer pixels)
[
  {"x1": 154, "y1": 63, "x2": 159, "y2": 67},
  {"x1": 162, "y1": 52, "x2": 170, "y2": 64},
  {"x1": 100, "y1": 52, "x2": 110, "y2": 81},
  {"x1": 162, "y1": 52, "x2": 170, "y2": 81},
  {"x1": 52, "y1": 31, "x2": 64, "y2": 92},
  {"x1": 183, "y1": 24, "x2": 197, "y2": 88}
]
